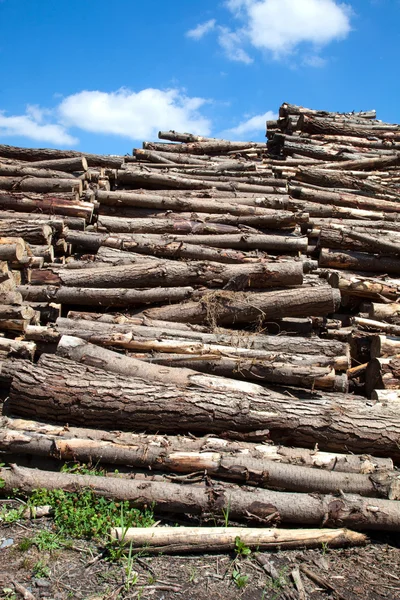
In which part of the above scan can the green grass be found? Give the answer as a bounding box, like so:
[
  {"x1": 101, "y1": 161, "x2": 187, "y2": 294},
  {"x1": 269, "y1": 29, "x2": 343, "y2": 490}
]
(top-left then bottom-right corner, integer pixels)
[
  {"x1": 27, "y1": 488, "x2": 154, "y2": 540},
  {"x1": 32, "y1": 559, "x2": 51, "y2": 578}
]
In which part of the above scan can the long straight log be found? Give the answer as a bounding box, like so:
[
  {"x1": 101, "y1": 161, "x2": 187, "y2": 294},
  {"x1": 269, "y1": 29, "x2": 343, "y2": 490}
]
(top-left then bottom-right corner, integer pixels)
[
  {"x1": 66, "y1": 311, "x2": 209, "y2": 333},
  {"x1": 0, "y1": 176, "x2": 82, "y2": 194},
  {"x1": 298, "y1": 114, "x2": 400, "y2": 138},
  {"x1": 1, "y1": 464, "x2": 399, "y2": 530},
  {"x1": 66, "y1": 231, "x2": 271, "y2": 264},
  {"x1": 56, "y1": 335, "x2": 268, "y2": 395},
  {"x1": 57, "y1": 317, "x2": 350, "y2": 366},
  {"x1": 319, "y1": 249, "x2": 400, "y2": 275},
  {"x1": 96, "y1": 215, "x2": 243, "y2": 235},
  {"x1": 319, "y1": 226, "x2": 400, "y2": 256},
  {"x1": 141, "y1": 286, "x2": 341, "y2": 326},
  {"x1": 0, "y1": 144, "x2": 126, "y2": 168},
  {"x1": 0, "y1": 163, "x2": 77, "y2": 180},
  {"x1": 21, "y1": 157, "x2": 88, "y2": 172},
  {"x1": 29, "y1": 260, "x2": 304, "y2": 290},
  {"x1": 143, "y1": 140, "x2": 266, "y2": 154},
  {"x1": 110, "y1": 527, "x2": 367, "y2": 553},
  {"x1": 6, "y1": 353, "x2": 400, "y2": 459},
  {"x1": 17, "y1": 285, "x2": 195, "y2": 308},
  {"x1": 326, "y1": 272, "x2": 400, "y2": 301},
  {"x1": 132, "y1": 353, "x2": 347, "y2": 392},
  {"x1": 352, "y1": 317, "x2": 400, "y2": 337},
  {"x1": 290, "y1": 185, "x2": 400, "y2": 213},
  {"x1": 0, "y1": 192, "x2": 93, "y2": 221},
  {"x1": 1, "y1": 415, "x2": 392, "y2": 473}
]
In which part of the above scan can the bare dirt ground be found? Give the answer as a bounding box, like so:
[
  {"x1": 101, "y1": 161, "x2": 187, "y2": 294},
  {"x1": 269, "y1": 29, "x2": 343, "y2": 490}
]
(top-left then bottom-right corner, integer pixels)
[{"x1": 0, "y1": 508, "x2": 399, "y2": 600}]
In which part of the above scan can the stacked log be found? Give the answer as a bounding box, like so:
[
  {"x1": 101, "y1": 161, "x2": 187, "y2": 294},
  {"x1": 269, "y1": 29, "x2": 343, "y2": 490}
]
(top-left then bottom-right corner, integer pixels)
[{"x1": 0, "y1": 103, "x2": 400, "y2": 542}]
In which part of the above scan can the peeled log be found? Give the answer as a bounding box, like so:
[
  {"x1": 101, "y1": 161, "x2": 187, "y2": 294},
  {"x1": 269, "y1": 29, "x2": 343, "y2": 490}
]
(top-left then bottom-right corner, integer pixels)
[
  {"x1": 111, "y1": 526, "x2": 367, "y2": 553},
  {"x1": 5, "y1": 353, "x2": 400, "y2": 460},
  {"x1": 29, "y1": 260, "x2": 304, "y2": 290},
  {"x1": 141, "y1": 286, "x2": 341, "y2": 326},
  {"x1": 1, "y1": 464, "x2": 399, "y2": 531},
  {"x1": 17, "y1": 285, "x2": 195, "y2": 308},
  {"x1": 1, "y1": 416, "x2": 392, "y2": 474}
]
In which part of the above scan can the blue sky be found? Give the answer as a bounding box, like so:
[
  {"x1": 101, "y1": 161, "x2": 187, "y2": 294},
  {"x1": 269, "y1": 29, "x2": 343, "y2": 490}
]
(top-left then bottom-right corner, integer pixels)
[{"x1": 0, "y1": 0, "x2": 399, "y2": 154}]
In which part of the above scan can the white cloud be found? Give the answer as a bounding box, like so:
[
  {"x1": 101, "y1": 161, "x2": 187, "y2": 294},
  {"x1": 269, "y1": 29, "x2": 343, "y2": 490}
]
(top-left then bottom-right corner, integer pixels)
[
  {"x1": 190, "y1": 0, "x2": 352, "y2": 64},
  {"x1": 0, "y1": 107, "x2": 77, "y2": 146},
  {"x1": 217, "y1": 26, "x2": 253, "y2": 63},
  {"x1": 239, "y1": 0, "x2": 352, "y2": 57},
  {"x1": 223, "y1": 110, "x2": 277, "y2": 138},
  {"x1": 186, "y1": 19, "x2": 216, "y2": 40},
  {"x1": 58, "y1": 88, "x2": 212, "y2": 139}
]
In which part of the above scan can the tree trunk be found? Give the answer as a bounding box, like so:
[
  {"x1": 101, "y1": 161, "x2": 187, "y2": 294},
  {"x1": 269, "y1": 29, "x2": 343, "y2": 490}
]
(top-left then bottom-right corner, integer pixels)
[
  {"x1": 0, "y1": 237, "x2": 26, "y2": 262},
  {"x1": 96, "y1": 215, "x2": 244, "y2": 235},
  {"x1": 0, "y1": 144, "x2": 125, "y2": 168},
  {"x1": 0, "y1": 338, "x2": 35, "y2": 360},
  {"x1": 319, "y1": 226, "x2": 400, "y2": 256},
  {"x1": 117, "y1": 169, "x2": 285, "y2": 194},
  {"x1": 97, "y1": 206, "x2": 306, "y2": 229},
  {"x1": 298, "y1": 114, "x2": 400, "y2": 138},
  {"x1": 66, "y1": 311, "x2": 209, "y2": 333},
  {"x1": 29, "y1": 260, "x2": 304, "y2": 290},
  {"x1": 17, "y1": 285, "x2": 195, "y2": 308},
  {"x1": 319, "y1": 249, "x2": 400, "y2": 275},
  {"x1": 290, "y1": 185, "x2": 400, "y2": 213},
  {"x1": 133, "y1": 353, "x2": 347, "y2": 392},
  {"x1": 0, "y1": 191, "x2": 93, "y2": 221},
  {"x1": 56, "y1": 335, "x2": 269, "y2": 395},
  {"x1": 0, "y1": 163, "x2": 78, "y2": 180},
  {"x1": 56, "y1": 317, "x2": 350, "y2": 368},
  {"x1": 1, "y1": 416, "x2": 392, "y2": 473},
  {"x1": 67, "y1": 231, "x2": 284, "y2": 264},
  {"x1": 0, "y1": 305, "x2": 35, "y2": 321},
  {"x1": 0, "y1": 221, "x2": 53, "y2": 245},
  {"x1": 0, "y1": 176, "x2": 82, "y2": 194},
  {"x1": 5, "y1": 353, "x2": 400, "y2": 459},
  {"x1": 1, "y1": 464, "x2": 399, "y2": 530},
  {"x1": 111, "y1": 527, "x2": 367, "y2": 553},
  {"x1": 22, "y1": 157, "x2": 88, "y2": 172},
  {"x1": 326, "y1": 272, "x2": 400, "y2": 301},
  {"x1": 140, "y1": 286, "x2": 341, "y2": 326},
  {"x1": 352, "y1": 317, "x2": 400, "y2": 337},
  {"x1": 143, "y1": 140, "x2": 266, "y2": 154}
]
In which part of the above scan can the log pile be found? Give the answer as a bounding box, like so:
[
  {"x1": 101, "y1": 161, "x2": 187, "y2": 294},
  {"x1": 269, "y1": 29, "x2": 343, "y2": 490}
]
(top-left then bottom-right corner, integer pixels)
[{"x1": 0, "y1": 102, "x2": 399, "y2": 545}]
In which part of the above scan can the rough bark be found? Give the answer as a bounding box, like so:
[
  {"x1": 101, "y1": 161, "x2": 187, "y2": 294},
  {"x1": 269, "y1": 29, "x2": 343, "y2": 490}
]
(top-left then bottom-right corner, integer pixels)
[
  {"x1": 0, "y1": 221, "x2": 53, "y2": 245},
  {"x1": 66, "y1": 311, "x2": 209, "y2": 333},
  {"x1": 96, "y1": 215, "x2": 243, "y2": 235},
  {"x1": 319, "y1": 226, "x2": 400, "y2": 256},
  {"x1": 56, "y1": 317, "x2": 350, "y2": 367},
  {"x1": 134, "y1": 353, "x2": 347, "y2": 392},
  {"x1": 143, "y1": 140, "x2": 266, "y2": 155},
  {"x1": 326, "y1": 272, "x2": 400, "y2": 301},
  {"x1": 0, "y1": 163, "x2": 77, "y2": 180},
  {"x1": 290, "y1": 185, "x2": 400, "y2": 213},
  {"x1": 0, "y1": 191, "x2": 93, "y2": 221},
  {"x1": 0, "y1": 176, "x2": 82, "y2": 194},
  {"x1": 0, "y1": 338, "x2": 36, "y2": 360},
  {"x1": 319, "y1": 249, "x2": 400, "y2": 275},
  {"x1": 352, "y1": 317, "x2": 400, "y2": 337},
  {"x1": 22, "y1": 157, "x2": 88, "y2": 172},
  {"x1": 0, "y1": 237, "x2": 26, "y2": 262},
  {"x1": 140, "y1": 286, "x2": 341, "y2": 326},
  {"x1": 29, "y1": 260, "x2": 304, "y2": 290},
  {"x1": 17, "y1": 285, "x2": 195, "y2": 308},
  {"x1": 1, "y1": 416, "x2": 392, "y2": 473},
  {"x1": 0, "y1": 144, "x2": 126, "y2": 168},
  {"x1": 1, "y1": 464, "x2": 399, "y2": 531},
  {"x1": 56, "y1": 335, "x2": 268, "y2": 395},
  {"x1": 5, "y1": 353, "x2": 400, "y2": 460},
  {"x1": 298, "y1": 114, "x2": 400, "y2": 138}
]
